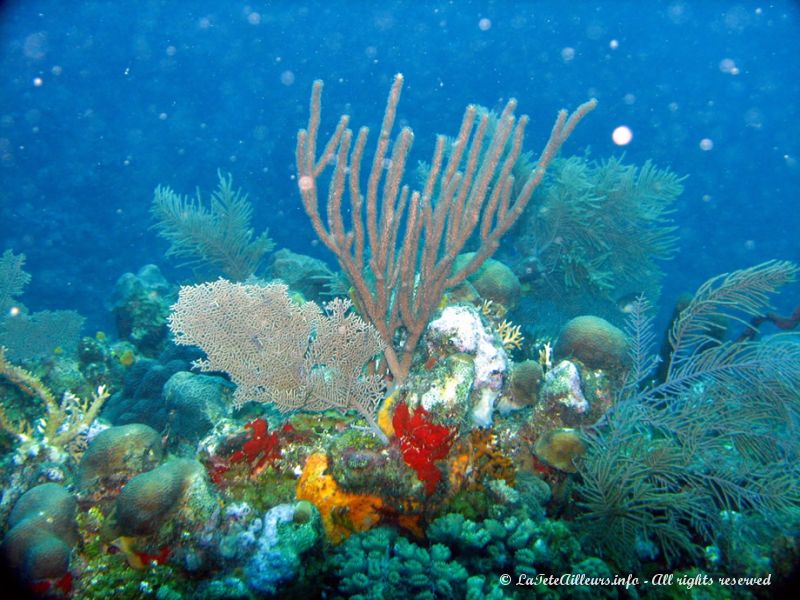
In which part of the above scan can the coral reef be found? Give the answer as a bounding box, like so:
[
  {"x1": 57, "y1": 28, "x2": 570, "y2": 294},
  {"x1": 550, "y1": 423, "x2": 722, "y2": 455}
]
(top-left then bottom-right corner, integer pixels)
[
  {"x1": 2, "y1": 120, "x2": 798, "y2": 600},
  {"x1": 111, "y1": 264, "x2": 176, "y2": 357},
  {"x1": 0, "y1": 257, "x2": 796, "y2": 599}
]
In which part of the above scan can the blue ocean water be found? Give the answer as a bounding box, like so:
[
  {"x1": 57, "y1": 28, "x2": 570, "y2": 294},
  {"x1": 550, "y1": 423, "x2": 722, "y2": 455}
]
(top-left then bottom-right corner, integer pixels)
[{"x1": 2, "y1": 1, "x2": 798, "y2": 328}]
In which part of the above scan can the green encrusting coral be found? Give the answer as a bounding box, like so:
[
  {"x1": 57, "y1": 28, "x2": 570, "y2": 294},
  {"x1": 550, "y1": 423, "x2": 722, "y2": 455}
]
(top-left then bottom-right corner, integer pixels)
[{"x1": 333, "y1": 510, "x2": 620, "y2": 599}]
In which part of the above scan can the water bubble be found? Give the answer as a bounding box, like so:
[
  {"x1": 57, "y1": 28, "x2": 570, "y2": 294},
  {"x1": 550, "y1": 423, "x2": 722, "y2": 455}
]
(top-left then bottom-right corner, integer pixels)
[
  {"x1": 280, "y1": 70, "x2": 295, "y2": 86},
  {"x1": 298, "y1": 176, "x2": 314, "y2": 192},
  {"x1": 612, "y1": 126, "x2": 633, "y2": 146},
  {"x1": 719, "y1": 58, "x2": 739, "y2": 75}
]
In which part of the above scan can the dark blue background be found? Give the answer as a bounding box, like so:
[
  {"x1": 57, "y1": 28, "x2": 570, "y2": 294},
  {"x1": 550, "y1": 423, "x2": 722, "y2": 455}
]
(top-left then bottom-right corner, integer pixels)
[{"x1": 1, "y1": 1, "x2": 798, "y2": 331}]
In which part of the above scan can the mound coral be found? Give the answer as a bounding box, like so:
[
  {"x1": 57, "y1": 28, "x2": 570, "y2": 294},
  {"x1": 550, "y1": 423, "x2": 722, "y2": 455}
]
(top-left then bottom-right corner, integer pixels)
[
  {"x1": 554, "y1": 315, "x2": 629, "y2": 373},
  {"x1": 1, "y1": 483, "x2": 78, "y2": 582},
  {"x1": 533, "y1": 428, "x2": 586, "y2": 473},
  {"x1": 77, "y1": 423, "x2": 163, "y2": 503},
  {"x1": 509, "y1": 359, "x2": 544, "y2": 408},
  {"x1": 453, "y1": 253, "x2": 521, "y2": 312},
  {"x1": 103, "y1": 457, "x2": 216, "y2": 543}
]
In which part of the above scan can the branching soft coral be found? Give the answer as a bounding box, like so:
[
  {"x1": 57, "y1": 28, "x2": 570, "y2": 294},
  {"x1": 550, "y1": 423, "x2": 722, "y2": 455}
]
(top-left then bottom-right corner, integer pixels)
[
  {"x1": 576, "y1": 261, "x2": 800, "y2": 568},
  {"x1": 515, "y1": 155, "x2": 682, "y2": 309},
  {"x1": 0, "y1": 346, "x2": 108, "y2": 457},
  {"x1": 151, "y1": 170, "x2": 274, "y2": 280}
]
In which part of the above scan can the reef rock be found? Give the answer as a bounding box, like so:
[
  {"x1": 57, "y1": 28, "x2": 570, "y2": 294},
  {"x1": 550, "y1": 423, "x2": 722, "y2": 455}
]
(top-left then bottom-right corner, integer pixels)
[
  {"x1": 110, "y1": 264, "x2": 175, "y2": 356},
  {"x1": 406, "y1": 304, "x2": 509, "y2": 428},
  {"x1": 163, "y1": 371, "x2": 232, "y2": 451},
  {"x1": 526, "y1": 359, "x2": 595, "y2": 445}
]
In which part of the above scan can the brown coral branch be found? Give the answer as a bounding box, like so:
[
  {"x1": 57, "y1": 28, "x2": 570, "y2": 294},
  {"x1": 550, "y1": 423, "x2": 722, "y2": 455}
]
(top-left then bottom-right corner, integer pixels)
[
  {"x1": 296, "y1": 75, "x2": 596, "y2": 382},
  {"x1": 735, "y1": 304, "x2": 800, "y2": 342}
]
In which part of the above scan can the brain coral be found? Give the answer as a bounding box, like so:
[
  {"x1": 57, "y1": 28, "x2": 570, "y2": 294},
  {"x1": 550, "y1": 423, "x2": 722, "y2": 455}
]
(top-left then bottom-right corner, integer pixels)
[
  {"x1": 554, "y1": 315, "x2": 629, "y2": 373},
  {"x1": 510, "y1": 359, "x2": 545, "y2": 407},
  {"x1": 454, "y1": 252, "x2": 521, "y2": 310},
  {"x1": 115, "y1": 458, "x2": 205, "y2": 535},
  {"x1": 77, "y1": 423, "x2": 163, "y2": 502},
  {"x1": 1, "y1": 483, "x2": 78, "y2": 581}
]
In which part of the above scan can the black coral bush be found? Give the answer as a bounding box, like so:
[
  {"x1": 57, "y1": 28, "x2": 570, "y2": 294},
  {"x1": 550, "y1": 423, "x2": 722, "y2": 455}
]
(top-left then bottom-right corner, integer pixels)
[
  {"x1": 151, "y1": 171, "x2": 274, "y2": 281},
  {"x1": 575, "y1": 260, "x2": 800, "y2": 568}
]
